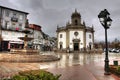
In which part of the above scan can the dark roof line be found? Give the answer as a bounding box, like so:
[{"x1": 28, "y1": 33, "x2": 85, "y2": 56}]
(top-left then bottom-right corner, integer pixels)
[
  {"x1": 0, "y1": 5, "x2": 29, "y2": 14},
  {"x1": 29, "y1": 24, "x2": 41, "y2": 28}
]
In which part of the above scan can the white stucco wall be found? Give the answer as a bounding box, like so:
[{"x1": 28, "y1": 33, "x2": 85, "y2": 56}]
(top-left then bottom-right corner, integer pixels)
[
  {"x1": 57, "y1": 29, "x2": 94, "y2": 51},
  {"x1": 1, "y1": 8, "x2": 27, "y2": 31},
  {"x1": 69, "y1": 30, "x2": 84, "y2": 49},
  {"x1": 58, "y1": 32, "x2": 66, "y2": 49},
  {"x1": 86, "y1": 32, "x2": 93, "y2": 48},
  {"x1": 33, "y1": 30, "x2": 42, "y2": 44}
]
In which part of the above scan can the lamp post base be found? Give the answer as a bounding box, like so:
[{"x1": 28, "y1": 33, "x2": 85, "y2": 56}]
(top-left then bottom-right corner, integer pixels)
[{"x1": 104, "y1": 59, "x2": 110, "y2": 75}]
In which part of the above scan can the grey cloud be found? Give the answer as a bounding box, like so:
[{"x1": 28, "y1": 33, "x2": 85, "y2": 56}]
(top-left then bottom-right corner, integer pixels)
[
  {"x1": 14, "y1": 0, "x2": 44, "y2": 10},
  {"x1": 0, "y1": 0, "x2": 120, "y2": 41}
]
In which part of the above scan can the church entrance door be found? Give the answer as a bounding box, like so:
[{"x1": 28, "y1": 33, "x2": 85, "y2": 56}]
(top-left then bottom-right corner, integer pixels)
[{"x1": 74, "y1": 43, "x2": 79, "y2": 51}]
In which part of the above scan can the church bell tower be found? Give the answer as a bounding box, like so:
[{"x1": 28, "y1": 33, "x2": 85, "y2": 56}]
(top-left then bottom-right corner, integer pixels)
[{"x1": 71, "y1": 9, "x2": 81, "y2": 26}]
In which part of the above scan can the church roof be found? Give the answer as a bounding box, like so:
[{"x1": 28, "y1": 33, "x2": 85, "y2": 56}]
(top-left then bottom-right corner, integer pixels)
[
  {"x1": 56, "y1": 9, "x2": 95, "y2": 33},
  {"x1": 85, "y1": 27, "x2": 94, "y2": 32}
]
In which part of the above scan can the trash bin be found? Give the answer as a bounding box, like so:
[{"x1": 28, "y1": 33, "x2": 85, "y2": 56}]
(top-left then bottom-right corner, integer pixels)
[{"x1": 113, "y1": 61, "x2": 118, "y2": 66}]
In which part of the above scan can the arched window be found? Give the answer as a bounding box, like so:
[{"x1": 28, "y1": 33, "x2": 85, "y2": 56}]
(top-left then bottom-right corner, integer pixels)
[
  {"x1": 89, "y1": 34, "x2": 91, "y2": 39},
  {"x1": 60, "y1": 34, "x2": 62, "y2": 38}
]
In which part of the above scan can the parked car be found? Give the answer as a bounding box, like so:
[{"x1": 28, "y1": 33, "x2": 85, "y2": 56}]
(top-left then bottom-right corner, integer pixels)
[
  {"x1": 104, "y1": 48, "x2": 120, "y2": 53},
  {"x1": 108, "y1": 48, "x2": 113, "y2": 52},
  {"x1": 113, "y1": 49, "x2": 120, "y2": 53},
  {"x1": 109, "y1": 48, "x2": 120, "y2": 53}
]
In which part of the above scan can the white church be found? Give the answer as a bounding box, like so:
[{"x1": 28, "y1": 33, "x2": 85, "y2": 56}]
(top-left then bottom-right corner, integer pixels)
[{"x1": 56, "y1": 10, "x2": 95, "y2": 52}]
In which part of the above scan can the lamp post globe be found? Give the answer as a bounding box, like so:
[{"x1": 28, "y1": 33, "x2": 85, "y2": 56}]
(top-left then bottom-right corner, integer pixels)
[{"x1": 98, "y1": 9, "x2": 112, "y2": 75}]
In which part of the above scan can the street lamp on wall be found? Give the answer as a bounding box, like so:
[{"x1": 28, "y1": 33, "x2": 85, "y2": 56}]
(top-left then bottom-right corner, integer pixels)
[{"x1": 98, "y1": 9, "x2": 112, "y2": 75}]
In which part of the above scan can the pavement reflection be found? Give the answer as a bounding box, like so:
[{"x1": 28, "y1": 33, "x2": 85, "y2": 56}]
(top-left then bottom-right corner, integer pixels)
[
  {"x1": 39, "y1": 53, "x2": 120, "y2": 80},
  {"x1": 0, "y1": 52, "x2": 120, "y2": 80},
  {"x1": 39, "y1": 53, "x2": 104, "y2": 69}
]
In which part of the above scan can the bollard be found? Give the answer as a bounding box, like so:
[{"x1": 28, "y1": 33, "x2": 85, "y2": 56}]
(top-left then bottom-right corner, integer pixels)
[{"x1": 113, "y1": 61, "x2": 118, "y2": 66}]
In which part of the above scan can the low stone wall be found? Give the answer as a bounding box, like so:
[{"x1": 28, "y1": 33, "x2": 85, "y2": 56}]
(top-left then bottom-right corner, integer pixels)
[
  {"x1": 86, "y1": 49, "x2": 103, "y2": 54},
  {"x1": 56, "y1": 49, "x2": 103, "y2": 54},
  {"x1": 10, "y1": 49, "x2": 39, "y2": 54},
  {"x1": 0, "y1": 54, "x2": 60, "y2": 62}
]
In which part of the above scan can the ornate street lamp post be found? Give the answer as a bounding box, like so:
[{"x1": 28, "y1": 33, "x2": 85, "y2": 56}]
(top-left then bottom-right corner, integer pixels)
[{"x1": 98, "y1": 9, "x2": 112, "y2": 75}]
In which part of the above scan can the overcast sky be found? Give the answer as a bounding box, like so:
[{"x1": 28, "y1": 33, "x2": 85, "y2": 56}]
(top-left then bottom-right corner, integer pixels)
[{"x1": 0, "y1": 0, "x2": 120, "y2": 41}]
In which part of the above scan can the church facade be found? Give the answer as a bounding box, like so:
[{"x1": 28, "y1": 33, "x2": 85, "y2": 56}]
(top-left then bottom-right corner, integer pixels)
[{"x1": 56, "y1": 10, "x2": 95, "y2": 52}]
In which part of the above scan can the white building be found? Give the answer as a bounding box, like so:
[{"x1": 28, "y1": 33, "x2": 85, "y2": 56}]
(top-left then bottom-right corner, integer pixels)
[
  {"x1": 0, "y1": 6, "x2": 29, "y2": 51},
  {"x1": 28, "y1": 24, "x2": 43, "y2": 50},
  {"x1": 56, "y1": 10, "x2": 95, "y2": 52}
]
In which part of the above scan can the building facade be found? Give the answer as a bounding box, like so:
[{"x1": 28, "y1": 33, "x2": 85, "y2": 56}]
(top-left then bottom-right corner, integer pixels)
[
  {"x1": 0, "y1": 6, "x2": 29, "y2": 51},
  {"x1": 28, "y1": 24, "x2": 43, "y2": 50},
  {"x1": 56, "y1": 10, "x2": 95, "y2": 52}
]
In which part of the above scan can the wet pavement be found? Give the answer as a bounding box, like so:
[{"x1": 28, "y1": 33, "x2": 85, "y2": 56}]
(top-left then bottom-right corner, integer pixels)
[
  {"x1": 0, "y1": 52, "x2": 120, "y2": 80},
  {"x1": 46, "y1": 53, "x2": 120, "y2": 80}
]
